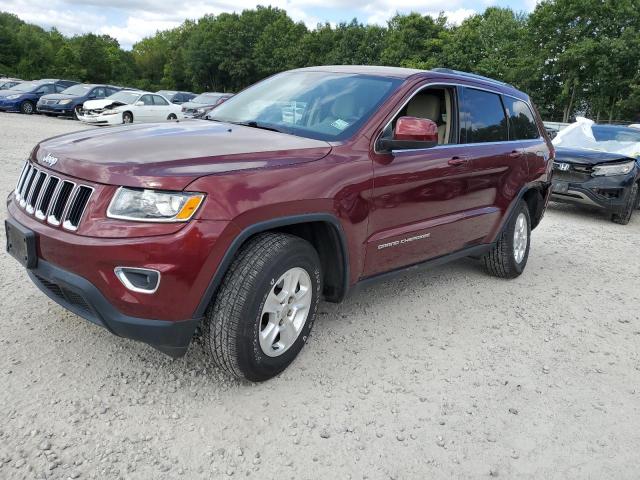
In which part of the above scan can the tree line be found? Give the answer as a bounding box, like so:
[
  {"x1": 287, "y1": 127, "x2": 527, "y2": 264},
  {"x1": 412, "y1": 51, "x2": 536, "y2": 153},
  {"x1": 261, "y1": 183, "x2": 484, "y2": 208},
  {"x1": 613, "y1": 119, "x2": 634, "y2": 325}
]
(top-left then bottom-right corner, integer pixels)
[{"x1": 1, "y1": 0, "x2": 639, "y2": 122}]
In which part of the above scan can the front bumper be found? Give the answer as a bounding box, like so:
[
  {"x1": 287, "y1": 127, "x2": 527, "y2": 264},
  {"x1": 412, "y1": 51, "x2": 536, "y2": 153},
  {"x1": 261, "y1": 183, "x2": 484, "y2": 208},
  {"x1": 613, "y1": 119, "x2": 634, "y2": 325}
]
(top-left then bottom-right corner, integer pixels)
[
  {"x1": 37, "y1": 103, "x2": 74, "y2": 115},
  {"x1": 78, "y1": 112, "x2": 122, "y2": 125},
  {"x1": 0, "y1": 98, "x2": 22, "y2": 112},
  {"x1": 28, "y1": 258, "x2": 200, "y2": 357},
  {"x1": 551, "y1": 169, "x2": 638, "y2": 212}
]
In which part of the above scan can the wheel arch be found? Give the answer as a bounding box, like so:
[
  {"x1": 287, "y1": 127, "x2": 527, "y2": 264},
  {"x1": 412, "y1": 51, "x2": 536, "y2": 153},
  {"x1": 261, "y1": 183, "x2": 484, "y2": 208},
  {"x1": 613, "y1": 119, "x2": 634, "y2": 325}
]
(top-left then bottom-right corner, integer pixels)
[{"x1": 193, "y1": 213, "x2": 350, "y2": 319}]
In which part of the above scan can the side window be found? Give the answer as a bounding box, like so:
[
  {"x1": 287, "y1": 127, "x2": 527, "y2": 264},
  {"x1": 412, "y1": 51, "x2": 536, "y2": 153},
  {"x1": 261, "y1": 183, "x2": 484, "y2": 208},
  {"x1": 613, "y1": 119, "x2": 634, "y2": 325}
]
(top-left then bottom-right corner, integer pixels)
[
  {"x1": 503, "y1": 97, "x2": 540, "y2": 140},
  {"x1": 386, "y1": 86, "x2": 455, "y2": 145},
  {"x1": 139, "y1": 94, "x2": 154, "y2": 106},
  {"x1": 53, "y1": 84, "x2": 65, "y2": 93},
  {"x1": 92, "y1": 87, "x2": 106, "y2": 98},
  {"x1": 460, "y1": 88, "x2": 508, "y2": 143},
  {"x1": 153, "y1": 95, "x2": 169, "y2": 106}
]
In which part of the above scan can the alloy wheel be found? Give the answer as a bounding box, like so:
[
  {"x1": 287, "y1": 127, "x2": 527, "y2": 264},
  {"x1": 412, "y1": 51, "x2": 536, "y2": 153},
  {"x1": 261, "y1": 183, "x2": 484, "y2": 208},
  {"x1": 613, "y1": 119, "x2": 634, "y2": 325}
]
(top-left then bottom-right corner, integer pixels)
[{"x1": 513, "y1": 212, "x2": 528, "y2": 264}]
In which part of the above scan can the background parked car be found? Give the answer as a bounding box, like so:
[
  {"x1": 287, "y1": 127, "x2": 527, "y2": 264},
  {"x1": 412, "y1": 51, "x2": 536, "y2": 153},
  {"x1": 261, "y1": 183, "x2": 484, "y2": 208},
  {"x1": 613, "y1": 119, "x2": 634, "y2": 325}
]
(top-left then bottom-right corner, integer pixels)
[
  {"x1": 181, "y1": 92, "x2": 233, "y2": 118},
  {"x1": 37, "y1": 83, "x2": 122, "y2": 119},
  {"x1": 0, "y1": 77, "x2": 23, "y2": 90},
  {"x1": 551, "y1": 120, "x2": 640, "y2": 224},
  {"x1": 156, "y1": 90, "x2": 196, "y2": 104},
  {"x1": 0, "y1": 79, "x2": 78, "y2": 114},
  {"x1": 79, "y1": 90, "x2": 182, "y2": 125}
]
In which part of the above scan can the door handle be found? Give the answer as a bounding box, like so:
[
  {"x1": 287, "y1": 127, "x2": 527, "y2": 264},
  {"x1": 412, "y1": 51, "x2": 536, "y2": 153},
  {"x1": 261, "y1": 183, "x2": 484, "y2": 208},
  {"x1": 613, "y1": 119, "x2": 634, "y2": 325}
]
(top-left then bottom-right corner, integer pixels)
[
  {"x1": 509, "y1": 150, "x2": 523, "y2": 158},
  {"x1": 448, "y1": 156, "x2": 468, "y2": 166}
]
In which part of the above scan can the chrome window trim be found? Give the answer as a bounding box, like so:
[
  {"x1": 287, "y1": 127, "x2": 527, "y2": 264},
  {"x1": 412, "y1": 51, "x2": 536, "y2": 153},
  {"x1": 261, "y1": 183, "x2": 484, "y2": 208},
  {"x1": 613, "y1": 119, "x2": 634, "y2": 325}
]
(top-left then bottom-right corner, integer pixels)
[
  {"x1": 114, "y1": 267, "x2": 161, "y2": 294},
  {"x1": 374, "y1": 81, "x2": 543, "y2": 155},
  {"x1": 62, "y1": 185, "x2": 94, "y2": 231}
]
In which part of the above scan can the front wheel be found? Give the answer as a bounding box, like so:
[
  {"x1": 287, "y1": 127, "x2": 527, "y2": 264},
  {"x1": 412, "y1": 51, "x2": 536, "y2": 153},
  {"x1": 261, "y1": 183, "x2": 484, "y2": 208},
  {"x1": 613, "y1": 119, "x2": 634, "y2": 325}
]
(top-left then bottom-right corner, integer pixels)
[
  {"x1": 122, "y1": 111, "x2": 133, "y2": 124},
  {"x1": 202, "y1": 233, "x2": 321, "y2": 381},
  {"x1": 611, "y1": 183, "x2": 638, "y2": 225},
  {"x1": 73, "y1": 105, "x2": 83, "y2": 120},
  {"x1": 482, "y1": 200, "x2": 531, "y2": 278},
  {"x1": 167, "y1": 113, "x2": 177, "y2": 120},
  {"x1": 20, "y1": 100, "x2": 34, "y2": 115}
]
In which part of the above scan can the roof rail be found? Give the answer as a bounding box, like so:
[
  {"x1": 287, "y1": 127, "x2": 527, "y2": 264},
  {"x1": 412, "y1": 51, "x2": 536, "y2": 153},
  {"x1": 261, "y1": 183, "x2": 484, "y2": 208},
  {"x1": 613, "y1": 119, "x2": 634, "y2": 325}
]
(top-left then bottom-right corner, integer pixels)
[{"x1": 431, "y1": 68, "x2": 512, "y2": 88}]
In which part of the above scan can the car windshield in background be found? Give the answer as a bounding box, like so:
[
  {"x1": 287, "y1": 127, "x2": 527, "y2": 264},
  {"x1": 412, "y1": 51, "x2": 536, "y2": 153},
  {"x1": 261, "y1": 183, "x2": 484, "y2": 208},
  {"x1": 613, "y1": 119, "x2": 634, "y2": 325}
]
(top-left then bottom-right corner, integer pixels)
[
  {"x1": 9, "y1": 82, "x2": 39, "y2": 92},
  {"x1": 107, "y1": 91, "x2": 140, "y2": 104},
  {"x1": 592, "y1": 125, "x2": 640, "y2": 143},
  {"x1": 62, "y1": 84, "x2": 92, "y2": 95},
  {"x1": 192, "y1": 93, "x2": 222, "y2": 104},
  {"x1": 209, "y1": 71, "x2": 402, "y2": 141}
]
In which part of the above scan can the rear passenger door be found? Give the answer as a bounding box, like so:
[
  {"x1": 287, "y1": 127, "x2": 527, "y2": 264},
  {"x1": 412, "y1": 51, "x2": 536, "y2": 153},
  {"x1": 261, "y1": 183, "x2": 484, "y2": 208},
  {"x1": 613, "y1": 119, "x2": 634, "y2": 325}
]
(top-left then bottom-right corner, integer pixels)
[{"x1": 457, "y1": 87, "x2": 528, "y2": 240}]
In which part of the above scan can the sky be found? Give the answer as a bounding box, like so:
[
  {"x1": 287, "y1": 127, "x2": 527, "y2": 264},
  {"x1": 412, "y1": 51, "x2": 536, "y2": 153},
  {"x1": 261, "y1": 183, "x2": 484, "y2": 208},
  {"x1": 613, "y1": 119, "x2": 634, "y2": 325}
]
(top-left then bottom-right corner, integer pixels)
[{"x1": 3, "y1": 0, "x2": 538, "y2": 49}]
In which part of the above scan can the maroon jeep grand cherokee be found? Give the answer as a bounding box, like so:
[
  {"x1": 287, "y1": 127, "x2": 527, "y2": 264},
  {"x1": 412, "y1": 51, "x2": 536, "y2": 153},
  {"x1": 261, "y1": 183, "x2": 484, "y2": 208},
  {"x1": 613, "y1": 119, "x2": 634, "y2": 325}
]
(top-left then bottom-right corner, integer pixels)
[{"x1": 6, "y1": 66, "x2": 553, "y2": 381}]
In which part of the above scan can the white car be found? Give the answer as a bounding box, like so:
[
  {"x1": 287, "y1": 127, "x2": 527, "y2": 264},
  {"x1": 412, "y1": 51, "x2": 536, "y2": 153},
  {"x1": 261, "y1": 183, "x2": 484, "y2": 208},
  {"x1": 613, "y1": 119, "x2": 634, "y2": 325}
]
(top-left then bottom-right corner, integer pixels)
[{"x1": 79, "y1": 90, "x2": 182, "y2": 125}]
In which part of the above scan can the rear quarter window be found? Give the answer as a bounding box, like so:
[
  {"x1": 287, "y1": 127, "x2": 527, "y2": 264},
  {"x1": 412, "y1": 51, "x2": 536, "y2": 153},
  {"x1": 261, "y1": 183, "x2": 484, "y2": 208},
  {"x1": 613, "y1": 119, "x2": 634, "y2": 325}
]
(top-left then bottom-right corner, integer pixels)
[
  {"x1": 460, "y1": 88, "x2": 508, "y2": 143},
  {"x1": 503, "y1": 97, "x2": 540, "y2": 140}
]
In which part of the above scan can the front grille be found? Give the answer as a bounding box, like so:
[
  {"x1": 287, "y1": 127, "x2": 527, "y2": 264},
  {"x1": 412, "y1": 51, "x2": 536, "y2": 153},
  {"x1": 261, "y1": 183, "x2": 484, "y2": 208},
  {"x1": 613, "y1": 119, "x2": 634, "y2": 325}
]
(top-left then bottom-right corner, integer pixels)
[
  {"x1": 14, "y1": 161, "x2": 94, "y2": 231},
  {"x1": 553, "y1": 163, "x2": 593, "y2": 183}
]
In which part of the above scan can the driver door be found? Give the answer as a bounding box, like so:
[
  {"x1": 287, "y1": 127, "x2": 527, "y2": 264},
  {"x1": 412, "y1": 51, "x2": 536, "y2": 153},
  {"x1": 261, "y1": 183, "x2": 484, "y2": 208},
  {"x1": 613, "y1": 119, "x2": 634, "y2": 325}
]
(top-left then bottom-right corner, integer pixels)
[{"x1": 364, "y1": 84, "x2": 492, "y2": 277}]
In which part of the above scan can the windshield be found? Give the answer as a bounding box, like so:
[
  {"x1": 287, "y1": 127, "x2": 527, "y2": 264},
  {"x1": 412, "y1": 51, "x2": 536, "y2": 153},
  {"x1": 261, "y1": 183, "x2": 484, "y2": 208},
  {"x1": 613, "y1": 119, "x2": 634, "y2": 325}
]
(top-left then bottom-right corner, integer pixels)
[
  {"x1": 209, "y1": 71, "x2": 402, "y2": 141},
  {"x1": 592, "y1": 125, "x2": 640, "y2": 143},
  {"x1": 62, "y1": 84, "x2": 92, "y2": 96},
  {"x1": 106, "y1": 91, "x2": 140, "y2": 104},
  {"x1": 192, "y1": 93, "x2": 222, "y2": 104},
  {"x1": 10, "y1": 82, "x2": 38, "y2": 93}
]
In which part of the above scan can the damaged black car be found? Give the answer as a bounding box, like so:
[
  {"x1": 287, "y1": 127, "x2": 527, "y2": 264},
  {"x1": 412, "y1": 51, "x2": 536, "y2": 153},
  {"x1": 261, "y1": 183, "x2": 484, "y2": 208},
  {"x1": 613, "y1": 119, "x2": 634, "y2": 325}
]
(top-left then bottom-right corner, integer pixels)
[{"x1": 551, "y1": 124, "x2": 640, "y2": 224}]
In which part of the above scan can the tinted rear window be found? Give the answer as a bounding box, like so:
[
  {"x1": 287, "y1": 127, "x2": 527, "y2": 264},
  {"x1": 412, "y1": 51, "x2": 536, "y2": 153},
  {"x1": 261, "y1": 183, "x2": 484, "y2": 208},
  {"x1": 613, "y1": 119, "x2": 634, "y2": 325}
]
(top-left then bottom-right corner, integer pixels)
[
  {"x1": 460, "y1": 88, "x2": 508, "y2": 143},
  {"x1": 503, "y1": 97, "x2": 539, "y2": 140},
  {"x1": 592, "y1": 125, "x2": 640, "y2": 142}
]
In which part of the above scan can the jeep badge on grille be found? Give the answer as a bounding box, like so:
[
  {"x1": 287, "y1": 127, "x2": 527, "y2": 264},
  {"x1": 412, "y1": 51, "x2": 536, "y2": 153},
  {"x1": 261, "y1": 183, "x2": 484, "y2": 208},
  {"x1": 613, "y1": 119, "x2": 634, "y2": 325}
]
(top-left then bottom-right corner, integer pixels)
[{"x1": 42, "y1": 153, "x2": 58, "y2": 167}]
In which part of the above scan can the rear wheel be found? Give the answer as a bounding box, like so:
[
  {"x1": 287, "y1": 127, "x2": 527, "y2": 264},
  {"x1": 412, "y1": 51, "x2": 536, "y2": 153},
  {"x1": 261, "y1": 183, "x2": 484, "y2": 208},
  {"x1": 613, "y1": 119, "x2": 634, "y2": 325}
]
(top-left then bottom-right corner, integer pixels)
[
  {"x1": 482, "y1": 200, "x2": 531, "y2": 278},
  {"x1": 20, "y1": 100, "x2": 34, "y2": 115},
  {"x1": 122, "y1": 111, "x2": 133, "y2": 124},
  {"x1": 202, "y1": 233, "x2": 321, "y2": 381},
  {"x1": 611, "y1": 182, "x2": 638, "y2": 225}
]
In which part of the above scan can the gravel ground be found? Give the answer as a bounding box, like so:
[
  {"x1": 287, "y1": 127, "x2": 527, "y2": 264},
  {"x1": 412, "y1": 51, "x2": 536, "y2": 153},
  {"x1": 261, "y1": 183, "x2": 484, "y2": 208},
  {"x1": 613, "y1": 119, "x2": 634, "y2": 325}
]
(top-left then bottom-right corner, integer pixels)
[{"x1": 1, "y1": 111, "x2": 639, "y2": 480}]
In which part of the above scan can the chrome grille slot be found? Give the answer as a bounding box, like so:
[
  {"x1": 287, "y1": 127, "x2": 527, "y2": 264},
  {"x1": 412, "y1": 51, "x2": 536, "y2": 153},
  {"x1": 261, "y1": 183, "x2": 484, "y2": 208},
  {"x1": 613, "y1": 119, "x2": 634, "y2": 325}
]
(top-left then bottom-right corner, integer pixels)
[
  {"x1": 36, "y1": 176, "x2": 60, "y2": 220},
  {"x1": 48, "y1": 181, "x2": 75, "y2": 226},
  {"x1": 15, "y1": 162, "x2": 29, "y2": 199},
  {"x1": 63, "y1": 186, "x2": 93, "y2": 231},
  {"x1": 19, "y1": 168, "x2": 38, "y2": 207},
  {"x1": 26, "y1": 171, "x2": 47, "y2": 214}
]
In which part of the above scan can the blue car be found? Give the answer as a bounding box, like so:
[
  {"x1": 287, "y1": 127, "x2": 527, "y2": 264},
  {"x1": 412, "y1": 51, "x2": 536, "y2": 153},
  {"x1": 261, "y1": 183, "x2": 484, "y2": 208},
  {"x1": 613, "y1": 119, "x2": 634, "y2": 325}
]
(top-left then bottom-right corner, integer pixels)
[
  {"x1": 37, "y1": 83, "x2": 122, "y2": 119},
  {"x1": 0, "y1": 79, "x2": 78, "y2": 114}
]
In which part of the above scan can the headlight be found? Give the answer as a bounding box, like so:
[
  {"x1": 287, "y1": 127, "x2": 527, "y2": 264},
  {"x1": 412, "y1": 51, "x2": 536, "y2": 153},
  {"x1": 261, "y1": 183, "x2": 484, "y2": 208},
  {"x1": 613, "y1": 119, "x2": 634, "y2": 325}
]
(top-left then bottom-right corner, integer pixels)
[
  {"x1": 592, "y1": 161, "x2": 635, "y2": 176},
  {"x1": 107, "y1": 188, "x2": 205, "y2": 222},
  {"x1": 101, "y1": 110, "x2": 120, "y2": 115},
  {"x1": 196, "y1": 108, "x2": 205, "y2": 113},
  {"x1": 6, "y1": 94, "x2": 20, "y2": 99},
  {"x1": 58, "y1": 99, "x2": 72, "y2": 105}
]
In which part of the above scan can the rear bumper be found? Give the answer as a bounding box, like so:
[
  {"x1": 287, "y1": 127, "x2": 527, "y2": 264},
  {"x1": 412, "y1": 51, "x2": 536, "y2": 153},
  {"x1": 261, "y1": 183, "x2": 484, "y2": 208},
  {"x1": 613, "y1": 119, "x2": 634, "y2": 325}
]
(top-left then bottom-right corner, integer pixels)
[
  {"x1": 28, "y1": 258, "x2": 201, "y2": 357},
  {"x1": 551, "y1": 171, "x2": 638, "y2": 212}
]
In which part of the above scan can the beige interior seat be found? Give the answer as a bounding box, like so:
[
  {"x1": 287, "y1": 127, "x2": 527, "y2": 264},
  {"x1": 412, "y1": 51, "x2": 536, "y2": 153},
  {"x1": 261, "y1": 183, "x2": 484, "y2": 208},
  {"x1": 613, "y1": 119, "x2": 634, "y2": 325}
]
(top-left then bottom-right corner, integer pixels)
[{"x1": 405, "y1": 93, "x2": 447, "y2": 144}]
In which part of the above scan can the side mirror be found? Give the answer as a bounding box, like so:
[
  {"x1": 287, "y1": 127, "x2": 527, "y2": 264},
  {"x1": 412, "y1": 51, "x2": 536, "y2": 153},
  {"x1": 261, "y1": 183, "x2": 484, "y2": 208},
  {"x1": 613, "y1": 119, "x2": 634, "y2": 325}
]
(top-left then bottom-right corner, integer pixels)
[
  {"x1": 377, "y1": 116, "x2": 438, "y2": 153},
  {"x1": 135, "y1": 101, "x2": 144, "y2": 106}
]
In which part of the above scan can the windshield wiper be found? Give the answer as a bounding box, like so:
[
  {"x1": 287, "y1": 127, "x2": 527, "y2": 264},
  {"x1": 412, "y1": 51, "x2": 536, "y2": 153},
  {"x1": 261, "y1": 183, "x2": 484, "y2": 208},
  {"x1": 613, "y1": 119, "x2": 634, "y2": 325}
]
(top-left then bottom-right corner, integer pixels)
[{"x1": 231, "y1": 121, "x2": 283, "y2": 133}]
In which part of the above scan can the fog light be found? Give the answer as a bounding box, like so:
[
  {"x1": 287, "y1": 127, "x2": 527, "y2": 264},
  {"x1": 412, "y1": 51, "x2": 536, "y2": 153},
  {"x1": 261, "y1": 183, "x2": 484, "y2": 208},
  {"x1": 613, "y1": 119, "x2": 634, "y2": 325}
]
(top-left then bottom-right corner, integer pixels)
[{"x1": 114, "y1": 267, "x2": 161, "y2": 294}]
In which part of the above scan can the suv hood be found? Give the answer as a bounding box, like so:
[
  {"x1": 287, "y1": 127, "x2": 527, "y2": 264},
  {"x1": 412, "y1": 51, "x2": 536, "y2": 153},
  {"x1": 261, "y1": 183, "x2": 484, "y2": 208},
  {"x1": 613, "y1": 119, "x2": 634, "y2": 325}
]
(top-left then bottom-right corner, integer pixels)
[
  {"x1": 33, "y1": 120, "x2": 332, "y2": 190},
  {"x1": 555, "y1": 147, "x2": 636, "y2": 166}
]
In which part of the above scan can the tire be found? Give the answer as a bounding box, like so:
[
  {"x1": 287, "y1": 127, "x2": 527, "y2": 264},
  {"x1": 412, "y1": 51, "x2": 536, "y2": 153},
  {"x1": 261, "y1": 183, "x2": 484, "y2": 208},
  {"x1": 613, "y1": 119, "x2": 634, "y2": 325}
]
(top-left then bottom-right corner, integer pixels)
[
  {"x1": 482, "y1": 200, "x2": 531, "y2": 279},
  {"x1": 611, "y1": 182, "x2": 638, "y2": 225},
  {"x1": 20, "y1": 100, "x2": 34, "y2": 115},
  {"x1": 122, "y1": 111, "x2": 133, "y2": 124},
  {"x1": 202, "y1": 233, "x2": 321, "y2": 381},
  {"x1": 167, "y1": 113, "x2": 177, "y2": 120},
  {"x1": 73, "y1": 105, "x2": 82, "y2": 120}
]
